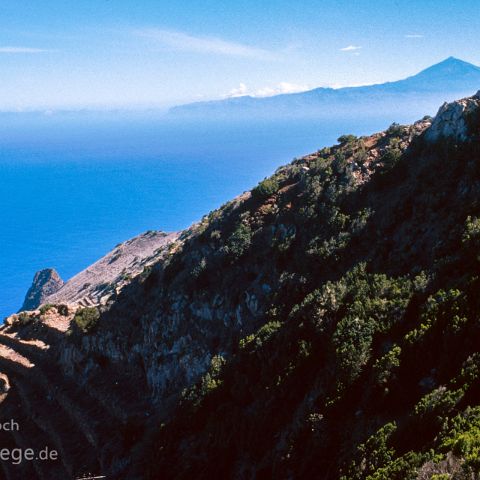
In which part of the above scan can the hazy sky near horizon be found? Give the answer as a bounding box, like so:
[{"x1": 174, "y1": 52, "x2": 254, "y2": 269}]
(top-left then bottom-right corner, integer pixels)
[{"x1": 1, "y1": 0, "x2": 479, "y2": 110}]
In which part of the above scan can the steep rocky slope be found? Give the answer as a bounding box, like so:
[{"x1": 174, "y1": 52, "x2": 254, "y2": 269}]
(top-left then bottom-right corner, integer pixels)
[
  {"x1": 1, "y1": 92, "x2": 480, "y2": 479},
  {"x1": 20, "y1": 230, "x2": 178, "y2": 311}
]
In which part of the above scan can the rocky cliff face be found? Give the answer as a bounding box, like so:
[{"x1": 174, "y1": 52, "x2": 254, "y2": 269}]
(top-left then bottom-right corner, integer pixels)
[
  {"x1": 20, "y1": 268, "x2": 64, "y2": 311},
  {"x1": 425, "y1": 90, "x2": 480, "y2": 143},
  {"x1": 1, "y1": 93, "x2": 480, "y2": 479}
]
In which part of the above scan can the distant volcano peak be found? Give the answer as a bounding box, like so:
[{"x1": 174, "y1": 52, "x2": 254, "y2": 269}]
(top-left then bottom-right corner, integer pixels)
[{"x1": 414, "y1": 57, "x2": 480, "y2": 78}]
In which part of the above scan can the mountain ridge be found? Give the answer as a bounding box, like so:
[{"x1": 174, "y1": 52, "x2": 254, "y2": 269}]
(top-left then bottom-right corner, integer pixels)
[{"x1": 169, "y1": 57, "x2": 480, "y2": 120}]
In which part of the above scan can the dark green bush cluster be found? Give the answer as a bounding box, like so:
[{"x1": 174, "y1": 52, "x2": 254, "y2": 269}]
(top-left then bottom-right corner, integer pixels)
[
  {"x1": 222, "y1": 223, "x2": 252, "y2": 260},
  {"x1": 386, "y1": 122, "x2": 404, "y2": 136},
  {"x1": 463, "y1": 215, "x2": 480, "y2": 246},
  {"x1": 57, "y1": 304, "x2": 69, "y2": 316},
  {"x1": 17, "y1": 311, "x2": 32, "y2": 326},
  {"x1": 252, "y1": 177, "x2": 280, "y2": 200},
  {"x1": 181, "y1": 355, "x2": 226, "y2": 408},
  {"x1": 239, "y1": 320, "x2": 282, "y2": 350},
  {"x1": 39, "y1": 303, "x2": 54, "y2": 315},
  {"x1": 190, "y1": 257, "x2": 207, "y2": 278},
  {"x1": 440, "y1": 407, "x2": 480, "y2": 471},
  {"x1": 343, "y1": 422, "x2": 397, "y2": 479},
  {"x1": 380, "y1": 148, "x2": 402, "y2": 169},
  {"x1": 337, "y1": 134, "x2": 358, "y2": 145},
  {"x1": 73, "y1": 307, "x2": 100, "y2": 333},
  {"x1": 326, "y1": 266, "x2": 413, "y2": 386},
  {"x1": 373, "y1": 345, "x2": 401, "y2": 386}
]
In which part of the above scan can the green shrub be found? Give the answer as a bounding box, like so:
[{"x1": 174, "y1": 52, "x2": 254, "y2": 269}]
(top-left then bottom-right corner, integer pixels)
[
  {"x1": 181, "y1": 355, "x2": 226, "y2": 408},
  {"x1": 252, "y1": 177, "x2": 279, "y2": 200},
  {"x1": 239, "y1": 320, "x2": 282, "y2": 350},
  {"x1": 360, "y1": 422, "x2": 397, "y2": 476},
  {"x1": 337, "y1": 134, "x2": 357, "y2": 144},
  {"x1": 57, "y1": 304, "x2": 69, "y2": 316},
  {"x1": 73, "y1": 307, "x2": 100, "y2": 333},
  {"x1": 17, "y1": 312, "x2": 32, "y2": 326},
  {"x1": 39, "y1": 303, "x2": 54, "y2": 315},
  {"x1": 386, "y1": 122, "x2": 404, "y2": 136},
  {"x1": 333, "y1": 313, "x2": 375, "y2": 382},
  {"x1": 191, "y1": 257, "x2": 207, "y2": 278},
  {"x1": 380, "y1": 148, "x2": 402, "y2": 169},
  {"x1": 373, "y1": 345, "x2": 401, "y2": 386},
  {"x1": 224, "y1": 223, "x2": 252, "y2": 260},
  {"x1": 365, "y1": 451, "x2": 428, "y2": 480},
  {"x1": 462, "y1": 215, "x2": 480, "y2": 247},
  {"x1": 308, "y1": 232, "x2": 351, "y2": 260},
  {"x1": 333, "y1": 151, "x2": 348, "y2": 172},
  {"x1": 414, "y1": 386, "x2": 463, "y2": 419},
  {"x1": 405, "y1": 288, "x2": 464, "y2": 344},
  {"x1": 440, "y1": 407, "x2": 480, "y2": 472}
]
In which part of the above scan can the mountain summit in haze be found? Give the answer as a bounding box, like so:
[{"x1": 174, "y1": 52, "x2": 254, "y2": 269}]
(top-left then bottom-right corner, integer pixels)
[
  {"x1": 169, "y1": 57, "x2": 480, "y2": 121},
  {"x1": 410, "y1": 56, "x2": 480, "y2": 84}
]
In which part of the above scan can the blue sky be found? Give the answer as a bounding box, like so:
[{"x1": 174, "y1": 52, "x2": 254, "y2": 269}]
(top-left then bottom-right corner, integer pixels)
[{"x1": 1, "y1": 0, "x2": 479, "y2": 110}]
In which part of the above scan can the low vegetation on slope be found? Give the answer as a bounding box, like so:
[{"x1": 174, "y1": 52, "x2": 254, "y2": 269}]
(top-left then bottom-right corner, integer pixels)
[
  {"x1": 134, "y1": 98, "x2": 480, "y2": 479},
  {"x1": 1, "y1": 94, "x2": 480, "y2": 479}
]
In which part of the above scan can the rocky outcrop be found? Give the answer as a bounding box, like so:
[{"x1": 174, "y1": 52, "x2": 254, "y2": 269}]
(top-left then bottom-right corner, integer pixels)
[
  {"x1": 425, "y1": 90, "x2": 480, "y2": 143},
  {"x1": 20, "y1": 269, "x2": 63, "y2": 312}
]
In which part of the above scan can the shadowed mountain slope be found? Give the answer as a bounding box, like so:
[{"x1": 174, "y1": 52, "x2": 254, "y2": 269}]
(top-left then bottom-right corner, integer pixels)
[{"x1": 2, "y1": 92, "x2": 480, "y2": 479}]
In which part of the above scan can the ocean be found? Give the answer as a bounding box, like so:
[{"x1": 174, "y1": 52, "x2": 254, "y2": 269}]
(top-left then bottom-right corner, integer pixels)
[{"x1": 0, "y1": 112, "x2": 411, "y2": 319}]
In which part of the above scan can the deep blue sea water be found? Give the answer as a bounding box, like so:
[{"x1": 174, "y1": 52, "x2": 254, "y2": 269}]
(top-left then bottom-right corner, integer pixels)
[{"x1": 0, "y1": 112, "x2": 414, "y2": 319}]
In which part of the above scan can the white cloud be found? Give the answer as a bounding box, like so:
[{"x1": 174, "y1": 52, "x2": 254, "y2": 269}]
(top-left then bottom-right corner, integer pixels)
[
  {"x1": 223, "y1": 82, "x2": 310, "y2": 99},
  {"x1": 255, "y1": 82, "x2": 310, "y2": 96},
  {"x1": 405, "y1": 34, "x2": 424, "y2": 38},
  {"x1": 0, "y1": 46, "x2": 49, "y2": 53},
  {"x1": 136, "y1": 28, "x2": 275, "y2": 60},
  {"x1": 340, "y1": 45, "x2": 362, "y2": 52},
  {"x1": 224, "y1": 83, "x2": 249, "y2": 98}
]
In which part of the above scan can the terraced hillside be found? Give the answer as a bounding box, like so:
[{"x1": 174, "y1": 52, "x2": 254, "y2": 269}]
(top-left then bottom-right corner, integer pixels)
[{"x1": 21, "y1": 230, "x2": 179, "y2": 311}]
